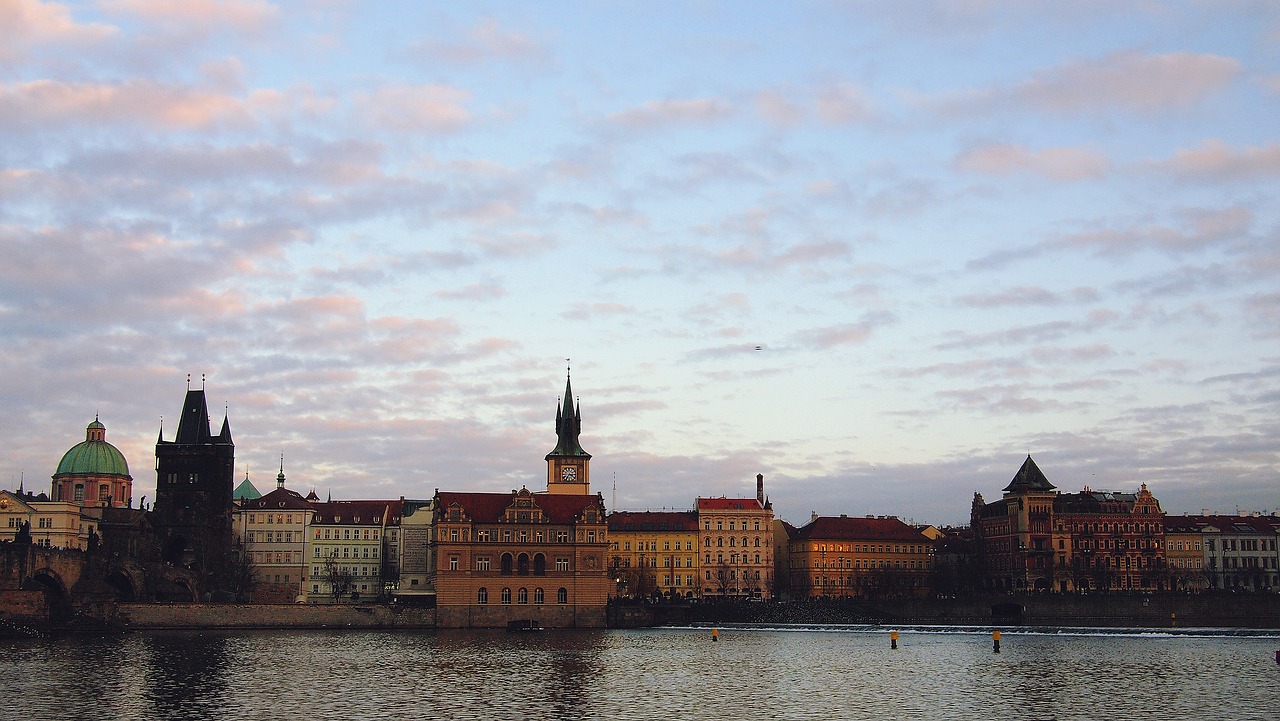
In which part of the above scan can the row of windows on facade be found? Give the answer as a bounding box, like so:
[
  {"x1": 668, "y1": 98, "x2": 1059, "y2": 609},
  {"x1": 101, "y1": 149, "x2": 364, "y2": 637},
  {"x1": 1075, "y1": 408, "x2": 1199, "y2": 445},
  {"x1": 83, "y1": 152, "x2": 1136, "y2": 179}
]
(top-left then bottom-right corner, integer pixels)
[
  {"x1": 709, "y1": 569, "x2": 765, "y2": 580},
  {"x1": 476, "y1": 587, "x2": 569, "y2": 605},
  {"x1": 616, "y1": 540, "x2": 696, "y2": 551},
  {"x1": 312, "y1": 582, "x2": 377, "y2": 594},
  {"x1": 448, "y1": 554, "x2": 571, "y2": 574},
  {"x1": 610, "y1": 556, "x2": 696, "y2": 568},
  {"x1": 708, "y1": 553, "x2": 766, "y2": 565},
  {"x1": 9, "y1": 517, "x2": 59, "y2": 529},
  {"x1": 247, "y1": 514, "x2": 395, "y2": 536},
  {"x1": 1072, "y1": 538, "x2": 1160, "y2": 550},
  {"x1": 703, "y1": 520, "x2": 764, "y2": 531},
  {"x1": 810, "y1": 543, "x2": 930, "y2": 554},
  {"x1": 163, "y1": 473, "x2": 200, "y2": 483},
  {"x1": 1206, "y1": 538, "x2": 1277, "y2": 552},
  {"x1": 1210, "y1": 557, "x2": 1278, "y2": 569},
  {"x1": 1061, "y1": 521, "x2": 1162, "y2": 534},
  {"x1": 310, "y1": 565, "x2": 380, "y2": 577},
  {"x1": 313, "y1": 546, "x2": 380, "y2": 559},
  {"x1": 812, "y1": 558, "x2": 928, "y2": 570},
  {"x1": 445, "y1": 528, "x2": 590, "y2": 544}
]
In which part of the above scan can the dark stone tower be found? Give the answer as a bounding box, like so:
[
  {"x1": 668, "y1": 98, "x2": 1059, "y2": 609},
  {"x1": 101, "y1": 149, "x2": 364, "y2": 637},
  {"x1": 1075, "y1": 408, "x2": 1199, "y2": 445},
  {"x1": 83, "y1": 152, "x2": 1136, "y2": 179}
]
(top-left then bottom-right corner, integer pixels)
[{"x1": 152, "y1": 383, "x2": 235, "y2": 587}]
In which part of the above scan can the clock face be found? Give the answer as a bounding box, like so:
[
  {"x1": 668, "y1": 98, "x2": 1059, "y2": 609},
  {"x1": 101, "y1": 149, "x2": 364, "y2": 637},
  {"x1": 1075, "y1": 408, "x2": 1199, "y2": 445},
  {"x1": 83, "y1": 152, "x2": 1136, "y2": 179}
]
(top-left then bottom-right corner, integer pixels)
[{"x1": 561, "y1": 466, "x2": 578, "y2": 481}]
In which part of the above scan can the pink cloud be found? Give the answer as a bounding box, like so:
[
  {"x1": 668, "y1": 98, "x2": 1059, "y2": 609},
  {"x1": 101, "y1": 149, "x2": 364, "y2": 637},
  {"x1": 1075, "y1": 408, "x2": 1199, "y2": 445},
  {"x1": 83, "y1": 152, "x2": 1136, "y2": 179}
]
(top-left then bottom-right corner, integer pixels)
[
  {"x1": 0, "y1": 79, "x2": 257, "y2": 130},
  {"x1": 1, "y1": 0, "x2": 115, "y2": 62},
  {"x1": 815, "y1": 82, "x2": 874, "y2": 124},
  {"x1": 407, "y1": 18, "x2": 548, "y2": 66},
  {"x1": 955, "y1": 142, "x2": 1110, "y2": 181},
  {"x1": 932, "y1": 52, "x2": 1240, "y2": 116},
  {"x1": 561, "y1": 302, "x2": 638, "y2": 320},
  {"x1": 792, "y1": 312, "x2": 895, "y2": 349},
  {"x1": 103, "y1": 0, "x2": 278, "y2": 33},
  {"x1": 604, "y1": 98, "x2": 734, "y2": 130},
  {"x1": 356, "y1": 84, "x2": 473, "y2": 133},
  {"x1": 1162, "y1": 140, "x2": 1280, "y2": 181},
  {"x1": 955, "y1": 286, "x2": 1062, "y2": 308}
]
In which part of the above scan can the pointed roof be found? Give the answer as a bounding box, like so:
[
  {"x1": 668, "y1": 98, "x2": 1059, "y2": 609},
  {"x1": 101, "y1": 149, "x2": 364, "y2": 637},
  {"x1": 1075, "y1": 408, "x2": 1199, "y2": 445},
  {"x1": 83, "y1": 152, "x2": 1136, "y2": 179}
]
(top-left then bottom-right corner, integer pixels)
[
  {"x1": 1002, "y1": 455, "x2": 1056, "y2": 493},
  {"x1": 233, "y1": 475, "x2": 262, "y2": 501},
  {"x1": 546, "y1": 371, "x2": 591, "y2": 459},
  {"x1": 173, "y1": 389, "x2": 212, "y2": 444}
]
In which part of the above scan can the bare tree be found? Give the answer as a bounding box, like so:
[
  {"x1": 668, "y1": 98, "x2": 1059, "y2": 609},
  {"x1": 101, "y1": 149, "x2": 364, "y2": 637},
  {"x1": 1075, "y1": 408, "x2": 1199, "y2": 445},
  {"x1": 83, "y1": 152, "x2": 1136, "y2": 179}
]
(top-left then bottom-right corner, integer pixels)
[{"x1": 321, "y1": 551, "x2": 355, "y2": 603}]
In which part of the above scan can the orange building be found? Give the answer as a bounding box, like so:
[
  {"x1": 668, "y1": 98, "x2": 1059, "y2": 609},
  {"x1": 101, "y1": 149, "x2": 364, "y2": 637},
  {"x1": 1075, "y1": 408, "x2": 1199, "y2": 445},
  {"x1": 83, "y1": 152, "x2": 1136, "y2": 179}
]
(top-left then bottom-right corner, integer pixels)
[
  {"x1": 430, "y1": 372, "x2": 611, "y2": 628},
  {"x1": 787, "y1": 515, "x2": 934, "y2": 598}
]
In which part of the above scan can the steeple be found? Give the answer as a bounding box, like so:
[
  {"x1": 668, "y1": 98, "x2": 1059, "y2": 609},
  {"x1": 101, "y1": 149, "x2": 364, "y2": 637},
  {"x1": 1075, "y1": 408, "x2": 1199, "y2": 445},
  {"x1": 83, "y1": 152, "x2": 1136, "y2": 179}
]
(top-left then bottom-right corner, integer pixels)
[
  {"x1": 1002, "y1": 454, "x2": 1056, "y2": 494},
  {"x1": 545, "y1": 365, "x2": 592, "y2": 494},
  {"x1": 277, "y1": 454, "x2": 286, "y2": 489}
]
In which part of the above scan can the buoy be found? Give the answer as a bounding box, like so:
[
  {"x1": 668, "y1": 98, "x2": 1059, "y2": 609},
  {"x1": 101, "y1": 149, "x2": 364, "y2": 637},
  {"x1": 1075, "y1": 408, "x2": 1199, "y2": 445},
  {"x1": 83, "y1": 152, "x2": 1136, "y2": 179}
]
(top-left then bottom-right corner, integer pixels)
[
  {"x1": 890, "y1": 630, "x2": 898, "y2": 650},
  {"x1": 1274, "y1": 649, "x2": 1279, "y2": 665},
  {"x1": 712, "y1": 628, "x2": 719, "y2": 642},
  {"x1": 1170, "y1": 613, "x2": 1176, "y2": 628},
  {"x1": 993, "y1": 630, "x2": 1001, "y2": 654}
]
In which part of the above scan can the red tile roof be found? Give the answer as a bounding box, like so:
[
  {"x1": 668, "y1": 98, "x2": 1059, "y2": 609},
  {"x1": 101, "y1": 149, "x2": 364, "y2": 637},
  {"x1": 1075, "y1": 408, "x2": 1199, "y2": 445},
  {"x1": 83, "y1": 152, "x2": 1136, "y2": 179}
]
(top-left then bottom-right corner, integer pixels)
[
  {"x1": 793, "y1": 515, "x2": 928, "y2": 542},
  {"x1": 437, "y1": 490, "x2": 603, "y2": 524},
  {"x1": 607, "y1": 510, "x2": 698, "y2": 531},
  {"x1": 311, "y1": 499, "x2": 403, "y2": 526},
  {"x1": 696, "y1": 497, "x2": 765, "y2": 511}
]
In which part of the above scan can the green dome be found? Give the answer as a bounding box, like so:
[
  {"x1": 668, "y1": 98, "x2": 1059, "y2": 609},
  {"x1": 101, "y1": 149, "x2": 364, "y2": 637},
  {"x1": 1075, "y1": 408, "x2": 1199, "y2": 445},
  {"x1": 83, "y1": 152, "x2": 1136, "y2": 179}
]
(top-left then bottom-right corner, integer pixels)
[{"x1": 55, "y1": 420, "x2": 131, "y2": 477}]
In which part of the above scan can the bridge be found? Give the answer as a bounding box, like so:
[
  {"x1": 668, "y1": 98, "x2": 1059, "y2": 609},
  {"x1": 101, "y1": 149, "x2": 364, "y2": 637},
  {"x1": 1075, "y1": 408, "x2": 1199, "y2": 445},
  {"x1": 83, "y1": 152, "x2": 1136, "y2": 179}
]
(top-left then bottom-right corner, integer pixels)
[{"x1": 0, "y1": 542, "x2": 196, "y2": 629}]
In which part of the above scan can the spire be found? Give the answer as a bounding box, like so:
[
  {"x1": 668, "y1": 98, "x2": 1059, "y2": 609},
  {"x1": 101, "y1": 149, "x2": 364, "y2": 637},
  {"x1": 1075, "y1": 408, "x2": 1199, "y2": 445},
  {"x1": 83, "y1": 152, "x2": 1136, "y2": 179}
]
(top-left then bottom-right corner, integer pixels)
[
  {"x1": 1002, "y1": 454, "x2": 1056, "y2": 493},
  {"x1": 219, "y1": 402, "x2": 233, "y2": 443},
  {"x1": 277, "y1": 453, "x2": 286, "y2": 489},
  {"x1": 157, "y1": 417, "x2": 164, "y2": 444},
  {"x1": 546, "y1": 364, "x2": 590, "y2": 459}
]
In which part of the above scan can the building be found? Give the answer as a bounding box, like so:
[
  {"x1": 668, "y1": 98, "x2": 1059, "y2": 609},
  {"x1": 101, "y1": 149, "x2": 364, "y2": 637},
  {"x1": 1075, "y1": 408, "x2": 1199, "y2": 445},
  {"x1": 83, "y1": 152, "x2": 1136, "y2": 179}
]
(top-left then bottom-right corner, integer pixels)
[
  {"x1": 696, "y1": 475, "x2": 775, "y2": 600},
  {"x1": 152, "y1": 384, "x2": 236, "y2": 583},
  {"x1": 786, "y1": 514, "x2": 934, "y2": 599},
  {"x1": 607, "y1": 510, "x2": 700, "y2": 600},
  {"x1": 306, "y1": 499, "x2": 402, "y2": 603},
  {"x1": 429, "y1": 372, "x2": 611, "y2": 628},
  {"x1": 393, "y1": 497, "x2": 436, "y2": 603},
  {"x1": 972, "y1": 455, "x2": 1169, "y2": 592},
  {"x1": 1169, "y1": 515, "x2": 1280, "y2": 592},
  {"x1": 51, "y1": 417, "x2": 133, "y2": 508},
  {"x1": 234, "y1": 464, "x2": 315, "y2": 602},
  {"x1": 1163, "y1": 515, "x2": 1211, "y2": 591}
]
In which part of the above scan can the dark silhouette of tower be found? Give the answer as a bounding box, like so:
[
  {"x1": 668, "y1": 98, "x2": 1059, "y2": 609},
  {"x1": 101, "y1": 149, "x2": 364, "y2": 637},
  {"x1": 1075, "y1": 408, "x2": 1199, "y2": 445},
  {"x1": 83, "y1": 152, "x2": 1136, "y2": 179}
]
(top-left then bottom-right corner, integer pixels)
[{"x1": 152, "y1": 383, "x2": 235, "y2": 587}]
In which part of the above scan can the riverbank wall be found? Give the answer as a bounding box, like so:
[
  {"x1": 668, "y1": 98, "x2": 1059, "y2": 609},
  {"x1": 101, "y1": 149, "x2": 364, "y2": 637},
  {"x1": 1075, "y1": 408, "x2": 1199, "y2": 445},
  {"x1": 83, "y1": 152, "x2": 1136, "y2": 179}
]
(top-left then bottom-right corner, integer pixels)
[
  {"x1": 116, "y1": 603, "x2": 436, "y2": 630},
  {"x1": 609, "y1": 593, "x2": 1280, "y2": 629}
]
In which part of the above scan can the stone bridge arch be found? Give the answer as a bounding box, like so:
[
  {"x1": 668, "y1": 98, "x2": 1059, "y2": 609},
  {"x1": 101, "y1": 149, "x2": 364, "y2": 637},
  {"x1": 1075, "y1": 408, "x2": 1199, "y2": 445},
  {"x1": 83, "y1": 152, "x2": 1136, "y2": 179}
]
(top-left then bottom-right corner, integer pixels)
[{"x1": 23, "y1": 567, "x2": 74, "y2": 623}]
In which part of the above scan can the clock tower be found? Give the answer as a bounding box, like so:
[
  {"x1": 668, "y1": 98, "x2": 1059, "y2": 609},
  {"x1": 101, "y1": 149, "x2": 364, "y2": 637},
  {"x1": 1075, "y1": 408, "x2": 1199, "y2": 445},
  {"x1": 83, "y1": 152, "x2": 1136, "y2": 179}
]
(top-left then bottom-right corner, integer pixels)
[{"x1": 545, "y1": 370, "x2": 591, "y2": 495}]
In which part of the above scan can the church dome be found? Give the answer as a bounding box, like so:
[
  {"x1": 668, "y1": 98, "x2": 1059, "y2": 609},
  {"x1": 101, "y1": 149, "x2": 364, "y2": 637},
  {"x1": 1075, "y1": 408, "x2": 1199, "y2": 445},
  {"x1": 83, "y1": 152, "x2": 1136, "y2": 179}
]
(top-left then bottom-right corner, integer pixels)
[{"x1": 55, "y1": 419, "x2": 131, "y2": 477}]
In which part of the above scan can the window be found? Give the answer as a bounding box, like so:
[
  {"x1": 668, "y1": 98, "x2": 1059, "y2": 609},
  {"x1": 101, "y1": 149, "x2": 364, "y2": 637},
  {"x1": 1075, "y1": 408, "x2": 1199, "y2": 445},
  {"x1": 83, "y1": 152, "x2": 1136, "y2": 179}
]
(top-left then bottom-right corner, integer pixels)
[
  {"x1": 449, "y1": 557, "x2": 459, "y2": 571},
  {"x1": 534, "y1": 588, "x2": 544, "y2": 604},
  {"x1": 477, "y1": 557, "x2": 491, "y2": 571},
  {"x1": 518, "y1": 587, "x2": 528, "y2": 604},
  {"x1": 74, "y1": 485, "x2": 85, "y2": 501},
  {"x1": 556, "y1": 557, "x2": 569, "y2": 571},
  {"x1": 557, "y1": 587, "x2": 568, "y2": 604},
  {"x1": 501, "y1": 587, "x2": 512, "y2": 604},
  {"x1": 478, "y1": 587, "x2": 488, "y2": 604}
]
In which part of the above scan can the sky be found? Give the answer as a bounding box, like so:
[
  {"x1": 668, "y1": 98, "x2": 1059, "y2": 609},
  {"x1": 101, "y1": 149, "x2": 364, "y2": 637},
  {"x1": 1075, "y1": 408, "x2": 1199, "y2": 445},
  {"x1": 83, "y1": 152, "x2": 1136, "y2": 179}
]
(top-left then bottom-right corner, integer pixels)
[{"x1": 2, "y1": 1, "x2": 1278, "y2": 527}]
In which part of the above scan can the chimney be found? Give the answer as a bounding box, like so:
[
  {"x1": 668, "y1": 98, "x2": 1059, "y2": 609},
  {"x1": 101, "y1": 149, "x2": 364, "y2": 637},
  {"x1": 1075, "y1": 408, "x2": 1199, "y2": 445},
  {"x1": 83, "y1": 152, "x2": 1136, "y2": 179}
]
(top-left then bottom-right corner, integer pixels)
[
  {"x1": 756, "y1": 473, "x2": 764, "y2": 506},
  {"x1": 811, "y1": 511, "x2": 819, "y2": 524}
]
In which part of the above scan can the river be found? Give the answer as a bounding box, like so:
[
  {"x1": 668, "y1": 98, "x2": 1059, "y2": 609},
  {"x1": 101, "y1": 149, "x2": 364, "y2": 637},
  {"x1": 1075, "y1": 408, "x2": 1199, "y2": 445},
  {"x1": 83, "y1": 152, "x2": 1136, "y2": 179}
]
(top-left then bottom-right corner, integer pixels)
[{"x1": 3, "y1": 625, "x2": 1278, "y2": 720}]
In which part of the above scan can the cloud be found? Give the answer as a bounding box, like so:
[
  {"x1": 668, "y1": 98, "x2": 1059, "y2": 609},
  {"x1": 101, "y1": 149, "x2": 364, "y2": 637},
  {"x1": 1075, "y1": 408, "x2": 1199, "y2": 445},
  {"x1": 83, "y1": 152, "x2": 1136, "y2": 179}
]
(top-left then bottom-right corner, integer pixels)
[
  {"x1": 355, "y1": 84, "x2": 474, "y2": 134},
  {"x1": 603, "y1": 98, "x2": 734, "y2": 130},
  {"x1": 1, "y1": 0, "x2": 116, "y2": 63},
  {"x1": 930, "y1": 52, "x2": 1240, "y2": 116},
  {"x1": 791, "y1": 311, "x2": 896, "y2": 350},
  {"x1": 955, "y1": 142, "x2": 1110, "y2": 181},
  {"x1": 103, "y1": 0, "x2": 278, "y2": 34},
  {"x1": 0, "y1": 79, "x2": 261, "y2": 131},
  {"x1": 1159, "y1": 140, "x2": 1280, "y2": 181},
  {"x1": 955, "y1": 286, "x2": 1063, "y2": 308},
  {"x1": 433, "y1": 283, "x2": 507, "y2": 302},
  {"x1": 561, "y1": 302, "x2": 638, "y2": 321},
  {"x1": 753, "y1": 82, "x2": 874, "y2": 127},
  {"x1": 405, "y1": 18, "x2": 549, "y2": 67}
]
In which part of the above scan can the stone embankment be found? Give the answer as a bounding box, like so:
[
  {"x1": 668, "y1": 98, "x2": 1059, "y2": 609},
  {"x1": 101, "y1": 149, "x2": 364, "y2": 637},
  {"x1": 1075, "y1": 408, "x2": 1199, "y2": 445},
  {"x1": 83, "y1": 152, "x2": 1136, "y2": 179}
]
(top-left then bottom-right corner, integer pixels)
[{"x1": 117, "y1": 603, "x2": 436, "y2": 630}]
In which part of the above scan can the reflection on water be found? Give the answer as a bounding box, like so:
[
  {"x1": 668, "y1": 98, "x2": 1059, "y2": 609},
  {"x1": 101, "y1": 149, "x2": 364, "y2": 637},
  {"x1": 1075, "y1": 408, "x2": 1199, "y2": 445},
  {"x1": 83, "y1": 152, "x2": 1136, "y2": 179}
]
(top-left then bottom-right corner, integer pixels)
[{"x1": 2, "y1": 626, "x2": 1278, "y2": 720}]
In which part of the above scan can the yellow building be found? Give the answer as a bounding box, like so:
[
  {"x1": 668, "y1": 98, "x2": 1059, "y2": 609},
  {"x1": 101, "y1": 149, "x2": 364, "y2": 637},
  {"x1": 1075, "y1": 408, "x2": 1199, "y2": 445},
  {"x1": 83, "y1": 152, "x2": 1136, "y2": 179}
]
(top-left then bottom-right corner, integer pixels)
[
  {"x1": 697, "y1": 478, "x2": 775, "y2": 600},
  {"x1": 788, "y1": 514, "x2": 934, "y2": 598},
  {"x1": 607, "y1": 511, "x2": 700, "y2": 600},
  {"x1": 307, "y1": 499, "x2": 402, "y2": 603}
]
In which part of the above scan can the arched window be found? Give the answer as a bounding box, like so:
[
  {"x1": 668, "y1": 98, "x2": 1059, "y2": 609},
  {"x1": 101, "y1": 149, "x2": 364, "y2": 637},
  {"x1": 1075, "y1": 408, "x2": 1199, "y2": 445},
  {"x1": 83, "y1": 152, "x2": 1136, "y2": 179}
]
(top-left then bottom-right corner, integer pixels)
[
  {"x1": 518, "y1": 587, "x2": 528, "y2": 604},
  {"x1": 717, "y1": 537, "x2": 723, "y2": 547},
  {"x1": 501, "y1": 587, "x2": 511, "y2": 604},
  {"x1": 534, "y1": 587, "x2": 544, "y2": 604},
  {"x1": 517, "y1": 553, "x2": 530, "y2": 576},
  {"x1": 534, "y1": 553, "x2": 546, "y2": 576},
  {"x1": 557, "y1": 587, "x2": 568, "y2": 604},
  {"x1": 501, "y1": 553, "x2": 513, "y2": 575},
  {"x1": 477, "y1": 587, "x2": 488, "y2": 604}
]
